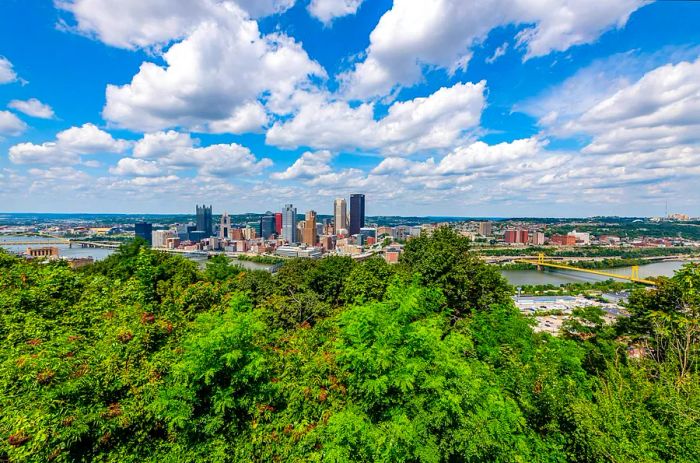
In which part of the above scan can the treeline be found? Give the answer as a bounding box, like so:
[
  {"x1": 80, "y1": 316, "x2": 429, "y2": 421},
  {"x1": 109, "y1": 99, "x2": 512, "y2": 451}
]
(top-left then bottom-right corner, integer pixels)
[
  {"x1": 569, "y1": 257, "x2": 643, "y2": 269},
  {"x1": 519, "y1": 279, "x2": 635, "y2": 295},
  {"x1": 546, "y1": 221, "x2": 700, "y2": 241},
  {"x1": 233, "y1": 254, "x2": 285, "y2": 265},
  {"x1": 0, "y1": 228, "x2": 699, "y2": 462}
]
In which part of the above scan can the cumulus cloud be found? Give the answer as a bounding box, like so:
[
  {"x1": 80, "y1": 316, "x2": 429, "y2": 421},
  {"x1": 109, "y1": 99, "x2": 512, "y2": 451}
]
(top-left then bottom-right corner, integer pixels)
[
  {"x1": 293, "y1": 134, "x2": 700, "y2": 214},
  {"x1": 267, "y1": 81, "x2": 485, "y2": 153},
  {"x1": 517, "y1": 49, "x2": 697, "y2": 132},
  {"x1": 526, "y1": 56, "x2": 700, "y2": 157},
  {"x1": 133, "y1": 130, "x2": 196, "y2": 159},
  {"x1": 308, "y1": 0, "x2": 364, "y2": 24},
  {"x1": 8, "y1": 123, "x2": 129, "y2": 165},
  {"x1": 0, "y1": 57, "x2": 17, "y2": 84},
  {"x1": 55, "y1": 123, "x2": 130, "y2": 154},
  {"x1": 9, "y1": 142, "x2": 78, "y2": 165},
  {"x1": 102, "y1": 5, "x2": 324, "y2": 132},
  {"x1": 56, "y1": 0, "x2": 296, "y2": 50},
  {"x1": 341, "y1": 0, "x2": 645, "y2": 98},
  {"x1": 8, "y1": 98, "x2": 55, "y2": 119},
  {"x1": 0, "y1": 110, "x2": 27, "y2": 136},
  {"x1": 109, "y1": 158, "x2": 162, "y2": 177},
  {"x1": 128, "y1": 130, "x2": 272, "y2": 178},
  {"x1": 272, "y1": 150, "x2": 334, "y2": 179},
  {"x1": 372, "y1": 137, "x2": 547, "y2": 176},
  {"x1": 178, "y1": 143, "x2": 273, "y2": 177}
]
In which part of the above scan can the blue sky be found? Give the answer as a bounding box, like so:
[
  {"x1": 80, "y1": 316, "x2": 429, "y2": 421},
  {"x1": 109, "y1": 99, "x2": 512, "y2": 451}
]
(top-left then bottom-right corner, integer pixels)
[{"x1": 1, "y1": 0, "x2": 700, "y2": 217}]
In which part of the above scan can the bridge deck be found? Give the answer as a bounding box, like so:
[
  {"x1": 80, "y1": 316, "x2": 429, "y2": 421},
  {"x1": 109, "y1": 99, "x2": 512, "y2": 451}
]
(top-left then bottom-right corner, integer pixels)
[{"x1": 516, "y1": 259, "x2": 658, "y2": 285}]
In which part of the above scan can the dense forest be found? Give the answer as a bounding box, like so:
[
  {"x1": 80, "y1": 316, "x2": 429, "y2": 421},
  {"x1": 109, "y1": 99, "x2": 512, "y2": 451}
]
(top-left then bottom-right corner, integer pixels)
[{"x1": 1, "y1": 228, "x2": 698, "y2": 462}]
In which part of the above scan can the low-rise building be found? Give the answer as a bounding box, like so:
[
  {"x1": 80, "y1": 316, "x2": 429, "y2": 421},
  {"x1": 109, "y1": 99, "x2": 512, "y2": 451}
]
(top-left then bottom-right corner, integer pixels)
[
  {"x1": 26, "y1": 246, "x2": 59, "y2": 258},
  {"x1": 550, "y1": 234, "x2": 576, "y2": 246},
  {"x1": 275, "y1": 245, "x2": 322, "y2": 258}
]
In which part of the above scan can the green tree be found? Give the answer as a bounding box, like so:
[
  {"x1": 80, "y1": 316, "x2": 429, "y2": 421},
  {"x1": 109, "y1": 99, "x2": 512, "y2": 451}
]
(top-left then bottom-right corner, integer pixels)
[
  {"x1": 204, "y1": 255, "x2": 242, "y2": 282},
  {"x1": 308, "y1": 256, "x2": 354, "y2": 305},
  {"x1": 400, "y1": 226, "x2": 512, "y2": 318},
  {"x1": 342, "y1": 258, "x2": 396, "y2": 303}
]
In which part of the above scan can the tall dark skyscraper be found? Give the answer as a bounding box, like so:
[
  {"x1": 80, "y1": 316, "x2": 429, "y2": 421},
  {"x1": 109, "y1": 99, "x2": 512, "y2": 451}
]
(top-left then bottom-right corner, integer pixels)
[
  {"x1": 134, "y1": 222, "x2": 152, "y2": 246},
  {"x1": 196, "y1": 204, "x2": 213, "y2": 237},
  {"x1": 260, "y1": 213, "x2": 276, "y2": 239},
  {"x1": 349, "y1": 194, "x2": 365, "y2": 235}
]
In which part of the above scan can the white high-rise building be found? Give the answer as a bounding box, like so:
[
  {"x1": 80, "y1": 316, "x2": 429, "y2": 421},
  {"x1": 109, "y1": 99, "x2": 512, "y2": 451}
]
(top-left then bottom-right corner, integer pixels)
[
  {"x1": 334, "y1": 198, "x2": 347, "y2": 235},
  {"x1": 152, "y1": 230, "x2": 175, "y2": 248},
  {"x1": 282, "y1": 204, "x2": 298, "y2": 243}
]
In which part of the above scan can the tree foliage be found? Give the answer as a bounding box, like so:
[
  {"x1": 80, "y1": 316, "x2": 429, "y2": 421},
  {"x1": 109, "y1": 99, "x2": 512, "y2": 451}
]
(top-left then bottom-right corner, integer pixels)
[{"x1": 0, "y1": 245, "x2": 699, "y2": 462}]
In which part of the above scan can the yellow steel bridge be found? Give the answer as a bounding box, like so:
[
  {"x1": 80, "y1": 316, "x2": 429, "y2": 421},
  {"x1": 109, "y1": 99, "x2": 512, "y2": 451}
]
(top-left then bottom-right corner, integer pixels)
[{"x1": 516, "y1": 254, "x2": 658, "y2": 286}]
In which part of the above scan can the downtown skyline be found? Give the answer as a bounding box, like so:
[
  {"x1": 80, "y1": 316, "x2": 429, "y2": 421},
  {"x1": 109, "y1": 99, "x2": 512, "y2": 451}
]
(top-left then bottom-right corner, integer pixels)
[{"x1": 1, "y1": 1, "x2": 700, "y2": 217}]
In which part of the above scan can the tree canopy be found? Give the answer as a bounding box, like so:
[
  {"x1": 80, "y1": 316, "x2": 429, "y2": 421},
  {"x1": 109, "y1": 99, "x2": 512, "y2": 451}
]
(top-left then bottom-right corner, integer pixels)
[{"x1": 0, "y1": 232, "x2": 699, "y2": 462}]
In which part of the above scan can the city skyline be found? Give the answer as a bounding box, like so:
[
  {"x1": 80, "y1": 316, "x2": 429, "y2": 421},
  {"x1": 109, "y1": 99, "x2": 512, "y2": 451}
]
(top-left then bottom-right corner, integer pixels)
[{"x1": 2, "y1": 2, "x2": 700, "y2": 216}]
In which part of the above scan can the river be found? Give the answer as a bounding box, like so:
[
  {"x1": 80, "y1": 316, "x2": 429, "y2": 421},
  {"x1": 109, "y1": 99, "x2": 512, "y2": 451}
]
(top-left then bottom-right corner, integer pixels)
[
  {"x1": 500, "y1": 260, "x2": 686, "y2": 286},
  {"x1": 0, "y1": 236, "x2": 114, "y2": 260},
  {"x1": 0, "y1": 236, "x2": 275, "y2": 271}
]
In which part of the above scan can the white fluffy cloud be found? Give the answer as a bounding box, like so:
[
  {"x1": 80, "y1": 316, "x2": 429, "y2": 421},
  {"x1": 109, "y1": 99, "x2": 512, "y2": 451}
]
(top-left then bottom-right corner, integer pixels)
[
  {"x1": 183, "y1": 144, "x2": 273, "y2": 177},
  {"x1": 8, "y1": 123, "x2": 129, "y2": 165},
  {"x1": 8, "y1": 98, "x2": 55, "y2": 119},
  {"x1": 272, "y1": 150, "x2": 333, "y2": 179},
  {"x1": 526, "y1": 56, "x2": 700, "y2": 157},
  {"x1": 0, "y1": 57, "x2": 17, "y2": 84},
  {"x1": 56, "y1": 0, "x2": 296, "y2": 50},
  {"x1": 0, "y1": 110, "x2": 27, "y2": 136},
  {"x1": 308, "y1": 0, "x2": 364, "y2": 24},
  {"x1": 342, "y1": 0, "x2": 645, "y2": 98},
  {"x1": 572, "y1": 58, "x2": 700, "y2": 154},
  {"x1": 372, "y1": 137, "x2": 546, "y2": 176},
  {"x1": 267, "y1": 81, "x2": 485, "y2": 153},
  {"x1": 9, "y1": 142, "x2": 78, "y2": 165},
  {"x1": 56, "y1": 123, "x2": 130, "y2": 154},
  {"x1": 102, "y1": 5, "x2": 324, "y2": 132},
  {"x1": 109, "y1": 158, "x2": 162, "y2": 177},
  {"x1": 126, "y1": 130, "x2": 272, "y2": 178},
  {"x1": 133, "y1": 130, "x2": 196, "y2": 159}
]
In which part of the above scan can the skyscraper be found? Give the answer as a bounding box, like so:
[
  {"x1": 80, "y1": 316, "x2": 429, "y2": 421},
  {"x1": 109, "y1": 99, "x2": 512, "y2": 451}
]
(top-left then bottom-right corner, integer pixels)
[
  {"x1": 274, "y1": 212, "x2": 283, "y2": 235},
  {"x1": 333, "y1": 198, "x2": 347, "y2": 235},
  {"x1": 260, "y1": 213, "x2": 276, "y2": 240},
  {"x1": 282, "y1": 204, "x2": 297, "y2": 243},
  {"x1": 196, "y1": 204, "x2": 213, "y2": 237},
  {"x1": 349, "y1": 194, "x2": 365, "y2": 235},
  {"x1": 302, "y1": 210, "x2": 317, "y2": 246},
  {"x1": 134, "y1": 222, "x2": 153, "y2": 246},
  {"x1": 219, "y1": 212, "x2": 231, "y2": 239}
]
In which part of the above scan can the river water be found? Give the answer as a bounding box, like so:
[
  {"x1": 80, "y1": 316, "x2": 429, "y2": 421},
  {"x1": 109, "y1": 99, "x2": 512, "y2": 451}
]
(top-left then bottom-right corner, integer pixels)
[
  {"x1": 0, "y1": 236, "x2": 114, "y2": 260},
  {"x1": 500, "y1": 260, "x2": 686, "y2": 286},
  {"x1": 0, "y1": 236, "x2": 275, "y2": 271}
]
